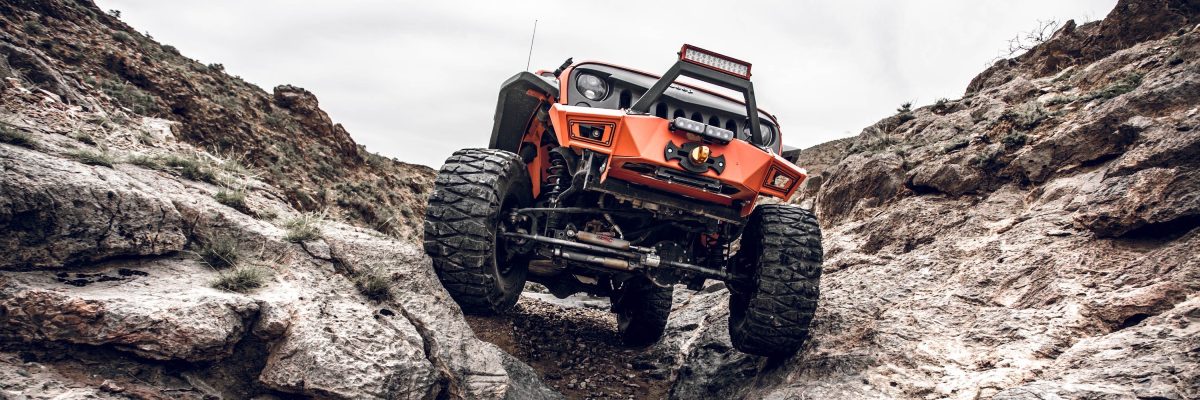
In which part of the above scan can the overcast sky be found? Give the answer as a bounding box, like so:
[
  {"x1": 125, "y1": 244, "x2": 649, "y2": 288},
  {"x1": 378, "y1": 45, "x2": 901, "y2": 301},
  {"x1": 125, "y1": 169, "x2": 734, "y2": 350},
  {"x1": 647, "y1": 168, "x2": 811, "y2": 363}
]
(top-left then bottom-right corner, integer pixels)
[{"x1": 95, "y1": 0, "x2": 1117, "y2": 167}]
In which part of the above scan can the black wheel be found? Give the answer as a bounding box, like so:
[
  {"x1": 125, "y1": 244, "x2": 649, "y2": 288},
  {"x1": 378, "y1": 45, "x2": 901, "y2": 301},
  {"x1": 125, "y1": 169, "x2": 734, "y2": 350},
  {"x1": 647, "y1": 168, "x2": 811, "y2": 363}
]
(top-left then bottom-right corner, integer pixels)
[
  {"x1": 614, "y1": 277, "x2": 673, "y2": 346},
  {"x1": 424, "y1": 149, "x2": 532, "y2": 315},
  {"x1": 728, "y1": 204, "x2": 822, "y2": 357}
]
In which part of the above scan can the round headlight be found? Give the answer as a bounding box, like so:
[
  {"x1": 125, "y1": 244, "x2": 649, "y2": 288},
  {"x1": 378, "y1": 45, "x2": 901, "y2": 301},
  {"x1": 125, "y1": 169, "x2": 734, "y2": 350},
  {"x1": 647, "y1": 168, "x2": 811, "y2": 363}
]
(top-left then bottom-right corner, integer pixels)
[
  {"x1": 576, "y1": 73, "x2": 608, "y2": 101},
  {"x1": 744, "y1": 123, "x2": 776, "y2": 145}
]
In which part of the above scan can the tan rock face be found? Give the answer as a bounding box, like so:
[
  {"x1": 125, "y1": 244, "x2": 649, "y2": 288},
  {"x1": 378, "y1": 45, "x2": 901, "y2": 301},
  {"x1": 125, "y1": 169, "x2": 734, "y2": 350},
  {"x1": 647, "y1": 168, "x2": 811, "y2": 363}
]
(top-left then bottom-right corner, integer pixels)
[
  {"x1": 0, "y1": 4, "x2": 559, "y2": 399},
  {"x1": 657, "y1": 1, "x2": 1200, "y2": 399},
  {"x1": 0, "y1": 147, "x2": 188, "y2": 269}
]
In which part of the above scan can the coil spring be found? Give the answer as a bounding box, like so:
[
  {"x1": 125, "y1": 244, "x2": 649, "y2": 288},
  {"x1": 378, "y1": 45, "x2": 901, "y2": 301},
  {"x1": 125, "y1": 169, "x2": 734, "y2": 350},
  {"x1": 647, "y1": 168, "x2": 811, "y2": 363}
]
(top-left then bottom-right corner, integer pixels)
[
  {"x1": 544, "y1": 154, "x2": 571, "y2": 231},
  {"x1": 544, "y1": 156, "x2": 568, "y2": 198}
]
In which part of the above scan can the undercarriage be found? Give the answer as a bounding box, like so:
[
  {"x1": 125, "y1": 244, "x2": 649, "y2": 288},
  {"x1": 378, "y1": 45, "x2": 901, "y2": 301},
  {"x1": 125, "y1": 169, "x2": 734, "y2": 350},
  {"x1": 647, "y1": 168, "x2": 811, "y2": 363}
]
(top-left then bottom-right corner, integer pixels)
[{"x1": 506, "y1": 149, "x2": 742, "y2": 299}]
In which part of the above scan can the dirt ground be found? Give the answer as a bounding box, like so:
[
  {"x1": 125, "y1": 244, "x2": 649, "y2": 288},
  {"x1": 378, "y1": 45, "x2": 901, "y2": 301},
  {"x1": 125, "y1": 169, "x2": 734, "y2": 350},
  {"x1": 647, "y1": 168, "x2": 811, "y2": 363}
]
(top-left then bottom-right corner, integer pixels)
[{"x1": 465, "y1": 296, "x2": 671, "y2": 400}]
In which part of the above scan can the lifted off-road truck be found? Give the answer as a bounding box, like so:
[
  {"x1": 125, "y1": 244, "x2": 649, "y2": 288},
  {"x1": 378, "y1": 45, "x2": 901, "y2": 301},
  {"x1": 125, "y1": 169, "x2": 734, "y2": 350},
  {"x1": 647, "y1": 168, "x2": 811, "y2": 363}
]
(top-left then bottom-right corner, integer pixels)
[{"x1": 424, "y1": 45, "x2": 822, "y2": 357}]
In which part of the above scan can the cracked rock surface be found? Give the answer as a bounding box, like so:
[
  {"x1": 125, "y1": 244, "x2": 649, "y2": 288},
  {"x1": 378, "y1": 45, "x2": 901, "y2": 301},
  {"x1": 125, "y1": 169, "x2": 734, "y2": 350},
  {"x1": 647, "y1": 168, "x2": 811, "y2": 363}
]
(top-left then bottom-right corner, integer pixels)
[
  {"x1": 644, "y1": 1, "x2": 1200, "y2": 399},
  {"x1": 0, "y1": 3, "x2": 558, "y2": 398}
]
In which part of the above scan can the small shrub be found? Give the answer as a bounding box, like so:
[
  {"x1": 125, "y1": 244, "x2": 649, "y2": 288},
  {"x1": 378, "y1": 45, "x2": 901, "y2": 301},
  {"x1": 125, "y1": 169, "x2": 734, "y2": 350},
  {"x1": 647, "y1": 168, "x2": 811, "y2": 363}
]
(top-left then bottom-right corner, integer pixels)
[
  {"x1": 208, "y1": 63, "x2": 225, "y2": 72},
  {"x1": 211, "y1": 265, "x2": 268, "y2": 293},
  {"x1": 68, "y1": 149, "x2": 114, "y2": 167},
  {"x1": 21, "y1": 20, "x2": 45, "y2": 35},
  {"x1": 1084, "y1": 72, "x2": 1144, "y2": 101},
  {"x1": 284, "y1": 212, "x2": 323, "y2": 242},
  {"x1": 970, "y1": 145, "x2": 1005, "y2": 169},
  {"x1": 0, "y1": 125, "x2": 35, "y2": 148},
  {"x1": 100, "y1": 79, "x2": 157, "y2": 115},
  {"x1": 265, "y1": 110, "x2": 297, "y2": 131},
  {"x1": 107, "y1": 9, "x2": 122, "y2": 18},
  {"x1": 71, "y1": 132, "x2": 96, "y2": 145},
  {"x1": 1005, "y1": 102, "x2": 1047, "y2": 130},
  {"x1": 198, "y1": 235, "x2": 239, "y2": 269},
  {"x1": 111, "y1": 31, "x2": 133, "y2": 43},
  {"x1": 896, "y1": 102, "x2": 915, "y2": 123},
  {"x1": 1044, "y1": 95, "x2": 1075, "y2": 106},
  {"x1": 214, "y1": 188, "x2": 249, "y2": 213},
  {"x1": 160, "y1": 155, "x2": 218, "y2": 183},
  {"x1": 356, "y1": 269, "x2": 392, "y2": 301},
  {"x1": 124, "y1": 153, "x2": 160, "y2": 168},
  {"x1": 1002, "y1": 132, "x2": 1028, "y2": 148},
  {"x1": 214, "y1": 150, "x2": 250, "y2": 175},
  {"x1": 932, "y1": 98, "x2": 951, "y2": 111}
]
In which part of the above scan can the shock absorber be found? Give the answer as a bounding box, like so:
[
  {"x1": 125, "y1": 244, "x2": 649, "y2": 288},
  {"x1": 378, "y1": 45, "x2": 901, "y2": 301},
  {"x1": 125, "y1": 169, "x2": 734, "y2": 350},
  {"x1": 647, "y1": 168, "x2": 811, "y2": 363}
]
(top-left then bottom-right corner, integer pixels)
[{"x1": 544, "y1": 153, "x2": 571, "y2": 231}]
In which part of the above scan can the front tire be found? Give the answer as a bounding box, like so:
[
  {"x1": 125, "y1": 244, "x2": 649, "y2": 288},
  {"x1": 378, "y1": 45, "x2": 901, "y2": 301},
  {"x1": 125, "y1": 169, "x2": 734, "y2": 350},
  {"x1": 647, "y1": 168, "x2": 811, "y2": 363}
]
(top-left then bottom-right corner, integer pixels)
[
  {"x1": 728, "y1": 204, "x2": 823, "y2": 357},
  {"x1": 614, "y1": 278, "x2": 673, "y2": 346},
  {"x1": 424, "y1": 149, "x2": 531, "y2": 315}
]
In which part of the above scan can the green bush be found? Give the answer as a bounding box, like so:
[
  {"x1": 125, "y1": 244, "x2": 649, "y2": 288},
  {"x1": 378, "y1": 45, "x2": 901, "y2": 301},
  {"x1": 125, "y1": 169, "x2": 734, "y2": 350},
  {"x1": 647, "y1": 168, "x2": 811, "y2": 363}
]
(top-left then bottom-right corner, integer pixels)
[
  {"x1": 284, "y1": 212, "x2": 323, "y2": 242},
  {"x1": 211, "y1": 265, "x2": 268, "y2": 293},
  {"x1": 356, "y1": 269, "x2": 392, "y2": 301},
  {"x1": 1002, "y1": 132, "x2": 1028, "y2": 148},
  {"x1": 1044, "y1": 95, "x2": 1075, "y2": 106},
  {"x1": 111, "y1": 31, "x2": 133, "y2": 43},
  {"x1": 100, "y1": 79, "x2": 157, "y2": 115},
  {"x1": 1005, "y1": 102, "x2": 1047, "y2": 130},
  {"x1": 214, "y1": 188, "x2": 249, "y2": 213},
  {"x1": 68, "y1": 150, "x2": 114, "y2": 167},
  {"x1": 1084, "y1": 72, "x2": 1144, "y2": 101},
  {"x1": 124, "y1": 154, "x2": 160, "y2": 168},
  {"x1": 160, "y1": 155, "x2": 218, "y2": 183},
  {"x1": 198, "y1": 235, "x2": 239, "y2": 269},
  {"x1": 21, "y1": 20, "x2": 45, "y2": 35}
]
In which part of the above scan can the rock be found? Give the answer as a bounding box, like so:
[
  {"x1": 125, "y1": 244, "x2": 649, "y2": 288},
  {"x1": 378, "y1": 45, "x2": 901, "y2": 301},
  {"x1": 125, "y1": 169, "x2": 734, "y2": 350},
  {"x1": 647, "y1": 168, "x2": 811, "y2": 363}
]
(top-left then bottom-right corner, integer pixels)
[
  {"x1": 1074, "y1": 167, "x2": 1200, "y2": 237},
  {"x1": 658, "y1": 2, "x2": 1200, "y2": 398},
  {"x1": 0, "y1": 260, "x2": 258, "y2": 361},
  {"x1": 816, "y1": 152, "x2": 905, "y2": 223},
  {"x1": 0, "y1": 147, "x2": 188, "y2": 269},
  {"x1": 906, "y1": 163, "x2": 982, "y2": 195}
]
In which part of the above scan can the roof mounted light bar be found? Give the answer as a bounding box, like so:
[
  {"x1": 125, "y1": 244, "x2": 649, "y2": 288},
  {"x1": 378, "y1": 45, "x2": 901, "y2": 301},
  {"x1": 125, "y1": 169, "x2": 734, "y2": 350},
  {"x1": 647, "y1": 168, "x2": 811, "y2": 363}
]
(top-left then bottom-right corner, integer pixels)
[{"x1": 679, "y1": 44, "x2": 751, "y2": 79}]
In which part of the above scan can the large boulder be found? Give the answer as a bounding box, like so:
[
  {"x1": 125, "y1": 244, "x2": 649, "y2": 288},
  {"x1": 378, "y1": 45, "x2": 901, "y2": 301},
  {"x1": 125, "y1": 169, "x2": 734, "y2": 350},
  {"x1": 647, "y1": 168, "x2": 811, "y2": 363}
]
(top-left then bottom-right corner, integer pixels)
[
  {"x1": 0, "y1": 260, "x2": 258, "y2": 361},
  {"x1": 0, "y1": 146, "x2": 188, "y2": 269}
]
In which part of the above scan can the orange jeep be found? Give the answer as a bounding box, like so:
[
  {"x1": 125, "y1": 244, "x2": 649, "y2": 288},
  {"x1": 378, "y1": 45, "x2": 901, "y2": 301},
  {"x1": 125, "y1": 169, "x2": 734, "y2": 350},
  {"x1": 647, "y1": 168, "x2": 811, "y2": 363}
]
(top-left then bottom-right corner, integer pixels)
[{"x1": 424, "y1": 45, "x2": 822, "y2": 357}]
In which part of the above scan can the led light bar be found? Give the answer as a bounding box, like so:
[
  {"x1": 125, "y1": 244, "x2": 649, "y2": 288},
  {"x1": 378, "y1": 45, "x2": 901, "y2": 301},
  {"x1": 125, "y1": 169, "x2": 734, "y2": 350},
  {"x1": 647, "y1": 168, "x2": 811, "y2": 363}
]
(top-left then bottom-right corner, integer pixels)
[
  {"x1": 679, "y1": 44, "x2": 752, "y2": 79},
  {"x1": 670, "y1": 117, "x2": 734, "y2": 144}
]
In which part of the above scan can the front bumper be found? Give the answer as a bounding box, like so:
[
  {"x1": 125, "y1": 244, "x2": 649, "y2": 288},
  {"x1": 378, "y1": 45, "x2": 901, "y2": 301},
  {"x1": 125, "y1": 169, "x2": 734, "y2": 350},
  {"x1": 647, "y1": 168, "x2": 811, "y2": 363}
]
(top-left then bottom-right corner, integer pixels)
[{"x1": 547, "y1": 104, "x2": 806, "y2": 217}]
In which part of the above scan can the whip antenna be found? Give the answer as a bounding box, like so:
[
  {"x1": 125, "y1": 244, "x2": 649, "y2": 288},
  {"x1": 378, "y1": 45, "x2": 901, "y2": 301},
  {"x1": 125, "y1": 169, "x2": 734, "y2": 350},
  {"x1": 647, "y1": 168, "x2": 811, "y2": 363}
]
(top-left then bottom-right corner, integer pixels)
[{"x1": 525, "y1": 19, "x2": 538, "y2": 71}]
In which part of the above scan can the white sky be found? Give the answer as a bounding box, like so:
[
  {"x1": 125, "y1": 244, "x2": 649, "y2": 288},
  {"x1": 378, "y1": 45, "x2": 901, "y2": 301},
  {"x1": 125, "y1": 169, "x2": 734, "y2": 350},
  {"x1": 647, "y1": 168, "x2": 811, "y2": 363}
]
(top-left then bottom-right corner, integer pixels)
[{"x1": 95, "y1": 0, "x2": 1117, "y2": 167}]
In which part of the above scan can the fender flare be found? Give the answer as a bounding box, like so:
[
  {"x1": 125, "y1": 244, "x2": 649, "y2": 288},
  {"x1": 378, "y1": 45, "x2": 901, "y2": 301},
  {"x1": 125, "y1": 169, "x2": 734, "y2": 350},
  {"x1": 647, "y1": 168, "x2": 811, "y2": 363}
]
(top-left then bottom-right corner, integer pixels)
[{"x1": 488, "y1": 72, "x2": 559, "y2": 153}]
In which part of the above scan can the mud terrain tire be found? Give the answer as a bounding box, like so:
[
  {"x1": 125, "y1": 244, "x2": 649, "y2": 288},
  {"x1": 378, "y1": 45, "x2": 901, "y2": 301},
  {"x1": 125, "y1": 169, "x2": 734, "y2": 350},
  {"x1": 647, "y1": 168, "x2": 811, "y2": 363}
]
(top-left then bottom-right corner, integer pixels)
[
  {"x1": 614, "y1": 278, "x2": 673, "y2": 346},
  {"x1": 424, "y1": 149, "x2": 532, "y2": 315},
  {"x1": 728, "y1": 204, "x2": 822, "y2": 357}
]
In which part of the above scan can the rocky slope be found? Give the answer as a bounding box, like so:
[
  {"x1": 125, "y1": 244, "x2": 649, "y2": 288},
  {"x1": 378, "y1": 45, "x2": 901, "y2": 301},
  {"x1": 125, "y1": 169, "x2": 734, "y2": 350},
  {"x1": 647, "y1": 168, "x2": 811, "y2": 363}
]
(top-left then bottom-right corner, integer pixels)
[
  {"x1": 0, "y1": 0, "x2": 433, "y2": 241},
  {"x1": 4, "y1": 0, "x2": 1199, "y2": 399},
  {"x1": 647, "y1": 1, "x2": 1200, "y2": 398},
  {"x1": 0, "y1": 1, "x2": 557, "y2": 399}
]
